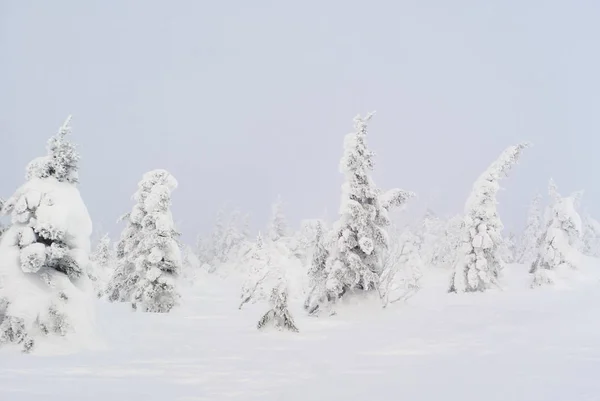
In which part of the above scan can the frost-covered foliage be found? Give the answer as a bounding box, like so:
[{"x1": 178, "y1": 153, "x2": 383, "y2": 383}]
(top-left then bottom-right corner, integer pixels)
[
  {"x1": 531, "y1": 180, "x2": 583, "y2": 286},
  {"x1": 517, "y1": 194, "x2": 543, "y2": 264},
  {"x1": 379, "y1": 230, "x2": 423, "y2": 307},
  {"x1": 89, "y1": 234, "x2": 114, "y2": 298},
  {"x1": 106, "y1": 170, "x2": 181, "y2": 313},
  {"x1": 257, "y1": 286, "x2": 299, "y2": 332},
  {"x1": 26, "y1": 116, "x2": 80, "y2": 184},
  {"x1": 417, "y1": 211, "x2": 462, "y2": 269},
  {"x1": 499, "y1": 232, "x2": 517, "y2": 264},
  {"x1": 303, "y1": 221, "x2": 330, "y2": 314},
  {"x1": 268, "y1": 196, "x2": 289, "y2": 242},
  {"x1": 322, "y1": 113, "x2": 415, "y2": 306},
  {"x1": 199, "y1": 208, "x2": 251, "y2": 273},
  {"x1": 451, "y1": 143, "x2": 529, "y2": 293},
  {"x1": 581, "y1": 214, "x2": 600, "y2": 257},
  {"x1": 0, "y1": 117, "x2": 94, "y2": 352},
  {"x1": 292, "y1": 219, "x2": 325, "y2": 266}
]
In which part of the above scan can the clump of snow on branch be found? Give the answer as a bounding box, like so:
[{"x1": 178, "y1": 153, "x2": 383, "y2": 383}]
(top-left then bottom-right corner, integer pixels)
[{"x1": 450, "y1": 142, "x2": 529, "y2": 293}]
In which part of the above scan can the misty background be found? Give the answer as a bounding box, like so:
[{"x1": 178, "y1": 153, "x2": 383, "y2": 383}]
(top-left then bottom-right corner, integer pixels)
[{"x1": 1, "y1": 1, "x2": 599, "y2": 241}]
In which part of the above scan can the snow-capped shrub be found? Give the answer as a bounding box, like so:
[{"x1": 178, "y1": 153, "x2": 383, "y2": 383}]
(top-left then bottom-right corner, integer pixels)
[
  {"x1": 0, "y1": 117, "x2": 94, "y2": 352},
  {"x1": 517, "y1": 194, "x2": 543, "y2": 264},
  {"x1": 531, "y1": 180, "x2": 583, "y2": 287},
  {"x1": 379, "y1": 230, "x2": 423, "y2": 307},
  {"x1": 106, "y1": 170, "x2": 181, "y2": 313},
  {"x1": 450, "y1": 142, "x2": 529, "y2": 293},
  {"x1": 89, "y1": 234, "x2": 114, "y2": 298}
]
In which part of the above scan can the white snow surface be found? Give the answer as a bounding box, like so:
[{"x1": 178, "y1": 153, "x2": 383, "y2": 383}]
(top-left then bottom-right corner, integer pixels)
[{"x1": 1, "y1": 261, "x2": 600, "y2": 400}]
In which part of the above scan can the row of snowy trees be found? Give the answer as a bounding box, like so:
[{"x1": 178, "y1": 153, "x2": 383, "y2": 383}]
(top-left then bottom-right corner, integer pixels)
[{"x1": 2, "y1": 113, "x2": 599, "y2": 351}]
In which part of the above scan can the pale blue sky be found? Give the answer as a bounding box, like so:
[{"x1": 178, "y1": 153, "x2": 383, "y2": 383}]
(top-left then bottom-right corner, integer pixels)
[{"x1": 1, "y1": 0, "x2": 599, "y2": 239}]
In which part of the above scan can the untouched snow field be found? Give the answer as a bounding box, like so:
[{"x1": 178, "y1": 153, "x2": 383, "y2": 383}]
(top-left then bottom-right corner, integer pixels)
[{"x1": 1, "y1": 264, "x2": 600, "y2": 401}]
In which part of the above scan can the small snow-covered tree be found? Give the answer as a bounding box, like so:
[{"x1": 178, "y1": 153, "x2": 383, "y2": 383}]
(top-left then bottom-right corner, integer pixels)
[
  {"x1": 239, "y1": 233, "x2": 298, "y2": 331},
  {"x1": 304, "y1": 220, "x2": 330, "y2": 314},
  {"x1": 0, "y1": 116, "x2": 94, "y2": 352},
  {"x1": 581, "y1": 214, "x2": 600, "y2": 257},
  {"x1": 106, "y1": 170, "x2": 182, "y2": 313},
  {"x1": 517, "y1": 194, "x2": 543, "y2": 264},
  {"x1": 268, "y1": 196, "x2": 289, "y2": 243},
  {"x1": 499, "y1": 232, "x2": 517, "y2": 264},
  {"x1": 531, "y1": 180, "x2": 583, "y2": 286},
  {"x1": 89, "y1": 234, "x2": 114, "y2": 298},
  {"x1": 379, "y1": 230, "x2": 423, "y2": 307},
  {"x1": 322, "y1": 113, "x2": 414, "y2": 306},
  {"x1": 450, "y1": 142, "x2": 529, "y2": 293}
]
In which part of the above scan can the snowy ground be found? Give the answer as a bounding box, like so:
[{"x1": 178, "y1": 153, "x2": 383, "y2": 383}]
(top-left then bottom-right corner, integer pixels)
[{"x1": 1, "y1": 264, "x2": 600, "y2": 401}]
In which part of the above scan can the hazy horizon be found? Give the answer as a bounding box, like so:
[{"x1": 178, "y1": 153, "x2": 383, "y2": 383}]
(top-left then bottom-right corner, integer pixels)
[{"x1": 2, "y1": 1, "x2": 599, "y2": 241}]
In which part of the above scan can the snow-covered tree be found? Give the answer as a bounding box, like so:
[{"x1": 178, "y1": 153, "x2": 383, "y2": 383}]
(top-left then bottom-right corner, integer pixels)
[
  {"x1": 450, "y1": 142, "x2": 529, "y2": 293},
  {"x1": 303, "y1": 220, "x2": 330, "y2": 314},
  {"x1": 106, "y1": 170, "x2": 182, "y2": 313},
  {"x1": 239, "y1": 233, "x2": 271, "y2": 308},
  {"x1": 499, "y1": 232, "x2": 518, "y2": 264},
  {"x1": 257, "y1": 286, "x2": 299, "y2": 332},
  {"x1": 239, "y1": 233, "x2": 298, "y2": 331},
  {"x1": 89, "y1": 234, "x2": 114, "y2": 298},
  {"x1": 379, "y1": 230, "x2": 423, "y2": 307},
  {"x1": 531, "y1": 180, "x2": 583, "y2": 286},
  {"x1": 581, "y1": 214, "x2": 600, "y2": 257},
  {"x1": 321, "y1": 113, "x2": 414, "y2": 306},
  {"x1": 268, "y1": 196, "x2": 289, "y2": 242},
  {"x1": 517, "y1": 194, "x2": 543, "y2": 264},
  {"x1": 0, "y1": 116, "x2": 94, "y2": 352}
]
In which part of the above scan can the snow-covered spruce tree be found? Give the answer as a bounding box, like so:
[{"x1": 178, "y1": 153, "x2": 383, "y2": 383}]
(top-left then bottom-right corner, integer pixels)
[
  {"x1": 499, "y1": 232, "x2": 517, "y2": 264},
  {"x1": 0, "y1": 116, "x2": 94, "y2": 352},
  {"x1": 303, "y1": 220, "x2": 330, "y2": 314},
  {"x1": 450, "y1": 142, "x2": 529, "y2": 293},
  {"x1": 379, "y1": 230, "x2": 423, "y2": 307},
  {"x1": 268, "y1": 196, "x2": 289, "y2": 243},
  {"x1": 89, "y1": 234, "x2": 114, "y2": 298},
  {"x1": 531, "y1": 180, "x2": 583, "y2": 286},
  {"x1": 517, "y1": 194, "x2": 543, "y2": 264},
  {"x1": 239, "y1": 233, "x2": 270, "y2": 308},
  {"x1": 322, "y1": 113, "x2": 414, "y2": 306},
  {"x1": 581, "y1": 214, "x2": 600, "y2": 257},
  {"x1": 106, "y1": 170, "x2": 182, "y2": 312}
]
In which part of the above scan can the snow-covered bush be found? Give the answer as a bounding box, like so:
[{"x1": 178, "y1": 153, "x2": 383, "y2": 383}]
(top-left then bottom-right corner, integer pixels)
[
  {"x1": 239, "y1": 233, "x2": 298, "y2": 331},
  {"x1": 321, "y1": 113, "x2": 414, "y2": 307},
  {"x1": 89, "y1": 234, "x2": 114, "y2": 298},
  {"x1": 517, "y1": 194, "x2": 543, "y2": 264},
  {"x1": 379, "y1": 230, "x2": 423, "y2": 307},
  {"x1": 0, "y1": 117, "x2": 94, "y2": 352},
  {"x1": 450, "y1": 142, "x2": 529, "y2": 293},
  {"x1": 581, "y1": 214, "x2": 600, "y2": 257},
  {"x1": 106, "y1": 170, "x2": 182, "y2": 313},
  {"x1": 531, "y1": 180, "x2": 583, "y2": 286},
  {"x1": 303, "y1": 220, "x2": 330, "y2": 314}
]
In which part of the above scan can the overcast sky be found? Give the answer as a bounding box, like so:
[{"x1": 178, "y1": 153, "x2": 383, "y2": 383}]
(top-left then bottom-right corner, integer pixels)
[{"x1": 1, "y1": 0, "x2": 599, "y2": 241}]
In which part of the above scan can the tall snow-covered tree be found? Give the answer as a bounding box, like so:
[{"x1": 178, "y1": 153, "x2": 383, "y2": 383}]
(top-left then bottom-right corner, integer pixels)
[
  {"x1": 450, "y1": 142, "x2": 529, "y2": 293},
  {"x1": 0, "y1": 116, "x2": 94, "y2": 352},
  {"x1": 517, "y1": 194, "x2": 543, "y2": 264},
  {"x1": 268, "y1": 196, "x2": 289, "y2": 243},
  {"x1": 322, "y1": 113, "x2": 414, "y2": 305},
  {"x1": 531, "y1": 180, "x2": 583, "y2": 286},
  {"x1": 106, "y1": 170, "x2": 182, "y2": 313}
]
